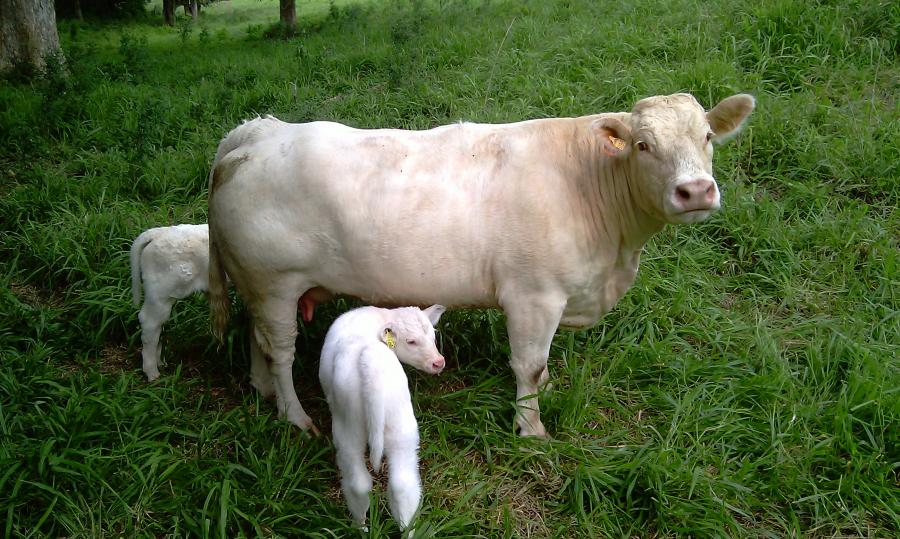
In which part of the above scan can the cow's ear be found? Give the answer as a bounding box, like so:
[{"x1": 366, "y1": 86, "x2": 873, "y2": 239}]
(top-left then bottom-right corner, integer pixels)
[
  {"x1": 593, "y1": 117, "x2": 633, "y2": 159},
  {"x1": 707, "y1": 94, "x2": 755, "y2": 143},
  {"x1": 423, "y1": 304, "x2": 446, "y2": 326}
]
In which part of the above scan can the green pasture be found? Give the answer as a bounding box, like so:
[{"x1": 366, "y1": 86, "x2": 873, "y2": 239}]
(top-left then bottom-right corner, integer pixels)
[{"x1": 1, "y1": 0, "x2": 897, "y2": 536}]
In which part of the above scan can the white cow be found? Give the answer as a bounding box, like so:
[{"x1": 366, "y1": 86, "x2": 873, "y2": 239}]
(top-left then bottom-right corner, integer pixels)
[
  {"x1": 130, "y1": 224, "x2": 211, "y2": 381},
  {"x1": 319, "y1": 305, "x2": 446, "y2": 531},
  {"x1": 208, "y1": 92, "x2": 755, "y2": 437}
]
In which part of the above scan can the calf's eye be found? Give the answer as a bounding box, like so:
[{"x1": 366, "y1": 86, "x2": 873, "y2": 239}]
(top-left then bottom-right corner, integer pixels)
[
  {"x1": 406, "y1": 339, "x2": 417, "y2": 346},
  {"x1": 706, "y1": 132, "x2": 715, "y2": 143},
  {"x1": 636, "y1": 141, "x2": 649, "y2": 152}
]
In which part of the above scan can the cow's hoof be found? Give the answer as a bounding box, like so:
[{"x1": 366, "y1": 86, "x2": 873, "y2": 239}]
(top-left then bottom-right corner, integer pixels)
[
  {"x1": 250, "y1": 377, "x2": 276, "y2": 399},
  {"x1": 286, "y1": 413, "x2": 320, "y2": 435},
  {"x1": 521, "y1": 429, "x2": 550, "y2": 440},
  {"x1": 517, "y1": 421, "x2": 550, "y2": 440},
  {"x1": 144, "y1": 369, "x2": 160, "y2": 382},
  {"x1": 305, "y1": 422, "x2": 322, "y2": 436}
]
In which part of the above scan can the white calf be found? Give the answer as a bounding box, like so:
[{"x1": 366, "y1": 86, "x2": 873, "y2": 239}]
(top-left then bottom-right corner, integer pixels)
[
  {"x1": 319, "y1": 305, "x2": 446, "y2": 531},
  {"x1": 130, "y1": 224, "x2": 210, "y2": 381}
]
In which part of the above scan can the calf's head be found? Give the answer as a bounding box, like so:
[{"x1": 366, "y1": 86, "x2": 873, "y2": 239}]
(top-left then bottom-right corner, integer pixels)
[
  {"x1": 380, "y1": 305, "x2": 447, "y2": 374},
  {"x1": 597, "y1": 93, "x2": 755, "y2": 224}
]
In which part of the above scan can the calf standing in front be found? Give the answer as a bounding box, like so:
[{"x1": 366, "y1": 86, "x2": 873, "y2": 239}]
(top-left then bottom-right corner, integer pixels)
[{"x1": 319, "y1": 305, "x2": 446, "y2": 531}]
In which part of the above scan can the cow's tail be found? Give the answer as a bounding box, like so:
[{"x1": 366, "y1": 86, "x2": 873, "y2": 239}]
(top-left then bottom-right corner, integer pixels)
[
  {"x1": 207, "y1": 115, "x2": 282, "y2": 191},
  {"x1": 362, "y1": 348, "x2": 387, "y2": 473},
  {"x1": 208, "y1": 224, "x2": 230, "y2": 342},
  {"x1": 207, "y1": 115, "x2": 283, "y2": 341},
  {"x1": 129, "y1": 229, "x2": 155, "y2": 306}
]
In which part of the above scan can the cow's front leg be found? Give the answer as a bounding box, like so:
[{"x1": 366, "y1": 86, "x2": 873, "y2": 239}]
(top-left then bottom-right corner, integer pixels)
[
  {"x1": 252, "y1": 295, "x2": 319, "y2": 434},
  {"x1": 503, "y1": 295, "x2": 565, "y2": 438}
]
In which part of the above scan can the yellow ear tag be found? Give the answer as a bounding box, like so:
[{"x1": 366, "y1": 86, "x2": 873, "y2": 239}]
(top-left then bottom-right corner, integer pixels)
[
  {"x1": 385, "y1": 330, "x2": 395, "y2": 350},
  {"x1": 609, "y1": 136, "x2": 626, "y2": 151}
]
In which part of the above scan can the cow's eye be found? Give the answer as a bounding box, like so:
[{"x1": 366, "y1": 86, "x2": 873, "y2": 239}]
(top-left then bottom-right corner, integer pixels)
[
  {"x1": 406, "y1": 339, "x2": 417, "y2": 346},
  {"x1": 636, "y1": 141, "x2": 649, "y2": 152},
  {"x1": 706, "y1": 131, "x2": 715, "y2": 143}
]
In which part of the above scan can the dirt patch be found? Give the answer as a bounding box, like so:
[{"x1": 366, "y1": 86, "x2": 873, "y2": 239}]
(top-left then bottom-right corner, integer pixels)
[
  {"x1": 99, "y1": 343, "x2": 134, "y2": 375},
  {"x1": 10, "y1": 282, "x2": 64, "y2": 309},
  {"x1": 435, "y1": 376, "x2": 469, "y2": 394},
  {"x1": 490, "y1": 480, "x2": 551, "y2": 538}
]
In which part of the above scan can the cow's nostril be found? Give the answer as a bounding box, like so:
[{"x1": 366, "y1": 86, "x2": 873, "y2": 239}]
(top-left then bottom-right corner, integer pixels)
[
  {"x1": 705, "y1": 184, "x2": 714, "y2": 195},
  {"x1": 676, "y1": 186, "x2": 691, "y2": 201}
]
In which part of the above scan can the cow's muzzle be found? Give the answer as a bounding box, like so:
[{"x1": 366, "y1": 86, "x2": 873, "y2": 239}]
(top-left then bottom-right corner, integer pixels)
[{"x1": 666, "y1": 176, "x2": 720, "y2": 222}]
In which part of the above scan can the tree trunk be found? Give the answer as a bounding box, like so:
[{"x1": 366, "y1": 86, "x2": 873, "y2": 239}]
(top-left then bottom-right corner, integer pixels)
[
  {"x1": 189, "y1": 1, "x2": 199, "y2": 19},
  {"x1": 163, "y1": 0, "x2": 175, "y2": 26},
  {"x1": 0, "y1": 0, "x2": 62, "y2": 74},
  {"x1": 279, "y1": 0, "x2": 296, "y2": 31},
  {"x1": 74, "y1": 0, "x2": 83, "y2": 20}
]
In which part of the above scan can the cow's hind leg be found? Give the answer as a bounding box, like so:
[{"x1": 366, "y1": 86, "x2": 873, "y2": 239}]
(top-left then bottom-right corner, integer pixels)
[
  {"x1": 502, "y1": 293, "x2": 565, "y2": 438},
  {"x1": 138, "y1": 297, "x2": 175, "y2": 381},
  {"x1": 252, "y1": 294, "x2": 318, "y2": 433},
  {"x1": 249, "y1": 321, "x2": 275, "y2": 398}
]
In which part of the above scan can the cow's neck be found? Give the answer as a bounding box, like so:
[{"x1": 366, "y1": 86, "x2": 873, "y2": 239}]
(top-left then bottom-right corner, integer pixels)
[
  {"x1": 575, "y1": 150, "x2": 664, "y2": 265},
  {"x1": 555, "y1": 147, "x2": 665, "y2": 327}
]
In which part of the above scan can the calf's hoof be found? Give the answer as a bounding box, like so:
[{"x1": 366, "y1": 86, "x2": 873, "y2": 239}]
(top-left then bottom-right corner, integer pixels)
[{"x1": 143, "y1": 368, "x2": 160, "y2": 382}]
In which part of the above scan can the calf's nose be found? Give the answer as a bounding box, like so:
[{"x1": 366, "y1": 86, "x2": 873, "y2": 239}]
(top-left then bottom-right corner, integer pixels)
[
  {"x1": 431, "y1": 356, "x2": 445, "y2": 372},
  {"x1": 673, "y1": 178, "x2": 719, "y2": 211}
]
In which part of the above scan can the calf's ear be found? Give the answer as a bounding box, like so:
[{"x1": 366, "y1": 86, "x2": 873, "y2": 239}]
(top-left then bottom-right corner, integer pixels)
[
  {"x1": 707, "y1": 94, "x2": 755, "y2": 143},
  {"x1": 592, "y1": 117, "x2": 633, "y2": 159},
  {"x1": 423, "y1": 304, "x2": 446, "y2": 326},
  {"x1": 380, "y1": 322, "x2": 396, "y2": 349}
]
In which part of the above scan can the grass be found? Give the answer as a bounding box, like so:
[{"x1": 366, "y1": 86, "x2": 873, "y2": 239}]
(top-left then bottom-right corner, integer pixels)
[{"x1": 1, "y1": 0, "x2": 898, "y2": 536}]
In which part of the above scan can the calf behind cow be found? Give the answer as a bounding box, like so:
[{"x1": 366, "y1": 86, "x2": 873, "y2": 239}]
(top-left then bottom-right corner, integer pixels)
[
  {"x1": 208, "y1": 92, "x2": 755, "y2": 436},
  {"x1": 129, "y1": 223, "x2": 325, "y2": 388},
  {"x1": 319, "y1": 305, "x2": 446, "y2": 530},
  {"x1": 130, "y1": 224, "x2": 211, "y2": 381}
]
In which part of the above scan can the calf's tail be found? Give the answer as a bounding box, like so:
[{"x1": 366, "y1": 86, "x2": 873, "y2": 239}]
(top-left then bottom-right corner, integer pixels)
[
  {"x1": 362, "y1": 348, "x2": 387, "y2": 473},
  {"x1": 129, "y1": 230, "x2": 154, "y2": 306}
]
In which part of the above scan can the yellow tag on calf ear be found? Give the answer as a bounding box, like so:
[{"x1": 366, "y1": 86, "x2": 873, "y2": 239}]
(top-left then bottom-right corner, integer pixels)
[
  {"x1": 385, "y1": 329, "x2": 395, "y2": 350},
  {"x1": 609, "y1": 136, "x2": 626, "y2": 150}
]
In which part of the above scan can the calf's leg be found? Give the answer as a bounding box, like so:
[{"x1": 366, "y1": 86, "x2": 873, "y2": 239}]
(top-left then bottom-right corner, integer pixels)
[
  {"x1": 138, "y1": 297, "x2": 175, "y2": 381},
  {"x1": 386, "y1": 443, "x2": 421, "y2": 530},
  {"x1": 333, "y1": 417, "x2": 372, "y2": 528}
]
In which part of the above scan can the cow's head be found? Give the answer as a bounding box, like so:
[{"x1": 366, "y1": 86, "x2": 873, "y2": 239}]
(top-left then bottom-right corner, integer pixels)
[
  {"x1": 596, "y1": 93, "x2": 755, "y2": 224},
  {"x1": 380, "y1": 304, "x2": 447, "y2": 374}
]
